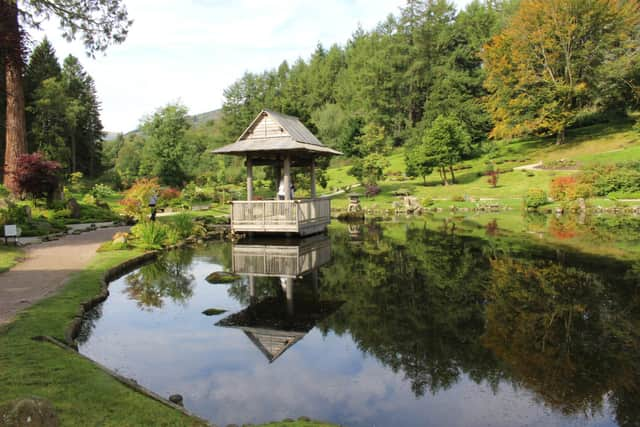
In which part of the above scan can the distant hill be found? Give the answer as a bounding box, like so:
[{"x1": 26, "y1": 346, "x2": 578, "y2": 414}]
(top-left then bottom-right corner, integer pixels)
[
  {"x1": 105, "y1": 108, "x2": 223, "y2": 138},
  {"x1": 189, "y1": 109, "x2": 222, "y2": 127},
  {"x1": 103, "y1": 131, "x2": 120, "y2": 141}
]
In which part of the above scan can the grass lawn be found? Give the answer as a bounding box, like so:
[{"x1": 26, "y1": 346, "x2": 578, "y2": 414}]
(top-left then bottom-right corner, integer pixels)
[
  {"x1": 325, "y1": 119, "x2": 640, "y2": 211},
  {"x1": 0, "y1": 246, "x2": 23, "y2": 273}
]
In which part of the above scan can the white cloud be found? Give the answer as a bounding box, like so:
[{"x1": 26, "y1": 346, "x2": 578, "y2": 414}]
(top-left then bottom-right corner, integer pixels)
[{"x1": 29, "y1": 0, "x2": 472, "y2": 132}]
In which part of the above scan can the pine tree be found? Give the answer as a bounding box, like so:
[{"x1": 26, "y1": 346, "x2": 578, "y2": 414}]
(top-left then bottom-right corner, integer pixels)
[
  {"x1": 24, "y1": 37, "x2": 62, "y2": 153},
  {"x1": 0, "y1": 0, "x2": 130, "y2": 191},
  {"x1": 61, "y1": 55, "x2": 103, "y2": 176}
]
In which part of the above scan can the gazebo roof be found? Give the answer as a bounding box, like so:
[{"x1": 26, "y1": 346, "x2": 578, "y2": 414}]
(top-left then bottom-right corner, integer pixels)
[{"x1": 212, "y1": 109, "x2": 342, "y2": 157}]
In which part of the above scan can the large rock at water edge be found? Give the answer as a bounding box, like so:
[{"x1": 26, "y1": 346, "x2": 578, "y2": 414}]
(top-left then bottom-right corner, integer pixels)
[{"x1": 206, "y1": 271, "x2": 240, "y2": 284}]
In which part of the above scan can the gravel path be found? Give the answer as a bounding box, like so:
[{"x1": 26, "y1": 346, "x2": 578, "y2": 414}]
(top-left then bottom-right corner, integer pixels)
[{"x1": 0, "y1": 226, "x2": 129, "y2": 325}]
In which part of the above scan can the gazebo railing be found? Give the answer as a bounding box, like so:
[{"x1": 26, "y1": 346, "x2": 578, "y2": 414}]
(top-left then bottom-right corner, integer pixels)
[{"x1": 231, "y1": 199, "x2": 331, "y2": 233}]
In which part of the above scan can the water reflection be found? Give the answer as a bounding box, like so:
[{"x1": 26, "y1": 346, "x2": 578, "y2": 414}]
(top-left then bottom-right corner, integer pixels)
[
  {"x1": 78, "y1": 219, "x2": 640, "y2": 426},
  {"x1": 219, "y1": 235, "x2": 342, "y2": 363},
  {"x1": 124, "y1": 249, "x2": 196, "y2": 310}
]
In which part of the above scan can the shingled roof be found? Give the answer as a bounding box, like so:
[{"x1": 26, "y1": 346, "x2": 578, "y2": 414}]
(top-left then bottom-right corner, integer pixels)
[{"x1": 212, "y1": 110, "x2": 342, "y2": 157}]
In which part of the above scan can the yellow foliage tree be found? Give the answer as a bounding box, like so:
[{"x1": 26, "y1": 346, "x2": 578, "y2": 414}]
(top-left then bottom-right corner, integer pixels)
[{"x1": 483, "y1": 0, "x2": 640, "y2": 143}]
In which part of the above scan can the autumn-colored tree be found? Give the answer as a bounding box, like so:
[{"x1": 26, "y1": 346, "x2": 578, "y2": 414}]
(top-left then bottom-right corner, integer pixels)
[{"x1": 483, "y1": 0, "x2": 640, "y2": 144}]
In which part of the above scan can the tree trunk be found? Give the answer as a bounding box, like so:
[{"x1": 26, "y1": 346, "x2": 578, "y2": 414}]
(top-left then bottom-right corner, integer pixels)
[
  {"x1": 556, "y1": 127, "x2": 566, "y2": 145},
  {"x1": 71, "y1": 133, "x2": 77, "y2": 172},
  {"x1": 449, "y1": 165, "x2": 456, "y2": 184},
  {"x1": 441, "y1": 166, "x2": 448, "y2": 186},
  {"x1": 1, "y1": 1, "x2": 27, "y2": 192}
]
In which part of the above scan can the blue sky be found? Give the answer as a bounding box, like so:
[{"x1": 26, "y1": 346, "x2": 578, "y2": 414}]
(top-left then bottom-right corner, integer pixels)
[{"x1": 32, "y1": 0, "x2": 472, "y2": 132}]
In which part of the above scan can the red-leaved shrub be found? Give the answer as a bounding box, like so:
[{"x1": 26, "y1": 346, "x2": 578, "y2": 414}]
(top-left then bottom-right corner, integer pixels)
[{"x1": 12, "y1": 152, "x2": 62, "y2": 201}]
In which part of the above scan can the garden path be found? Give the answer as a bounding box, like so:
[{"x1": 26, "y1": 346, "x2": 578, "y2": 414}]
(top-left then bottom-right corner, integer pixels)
[{"x1": 0, "y1": 226, "x2": 129, "y2": 325}]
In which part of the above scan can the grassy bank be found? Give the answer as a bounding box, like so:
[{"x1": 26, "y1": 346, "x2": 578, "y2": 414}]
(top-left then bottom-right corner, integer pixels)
[
  {"x1": 325, "y1": 120, "x2": 640, "y2": 211},
  {"x1": 0, "y1": 247, "x2": 23, "y2": 273}
]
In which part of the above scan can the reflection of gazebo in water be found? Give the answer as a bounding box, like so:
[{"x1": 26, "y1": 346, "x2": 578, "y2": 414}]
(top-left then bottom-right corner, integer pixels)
[
  {"x1": 212, "y1": 110, "x2": 341, "y2": 236},
  {"x1": 216, "y1": 235, "x2": 341, "y2": 363}
]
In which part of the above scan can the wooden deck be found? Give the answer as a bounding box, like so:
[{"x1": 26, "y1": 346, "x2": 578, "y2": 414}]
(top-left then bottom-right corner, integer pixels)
[{"x1": 231, "y1": 198, "x2": 331, "y2": 236}]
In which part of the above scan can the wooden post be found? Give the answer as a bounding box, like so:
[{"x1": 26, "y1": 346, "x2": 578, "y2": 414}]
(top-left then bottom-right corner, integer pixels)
[
  {"x1": 249, "y1": 276, "x2": 256, "y2": 304},
  {"x1": 286, "y1": 277, "x2": 294, "y2": 315},
  {"x1": 283, "y1": 154, "x2": 291, "y2": 201},
  {"x1": 246, "y1": 156, "x2": 253, "y2": 201},
  {"x1": 310, "y1": 157, "x2": 316, "y2": 198}
]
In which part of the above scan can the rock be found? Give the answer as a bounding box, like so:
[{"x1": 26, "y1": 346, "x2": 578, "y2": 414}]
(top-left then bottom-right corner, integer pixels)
[
  {"x1": 168, "y1": 394, "x2": 183, "y2": 406},
  {"x1": 67, "y1": 198, "x2": 81, "y2": 219},
  {"x1": 205, "y1": 271, "x2": 241, "y2": 284},
  {"x1": 112, "y1": 232, "x2": 129, "y2": 245},
  {"x1": 202, "y1": 308, "x2": 226, "y2": 316},
  {"x1": 0, "y1": 397, "x2": 60, "y2": 427},
  {"x1": 555, "y1": 207, "x2": 563, "y2": 214}
]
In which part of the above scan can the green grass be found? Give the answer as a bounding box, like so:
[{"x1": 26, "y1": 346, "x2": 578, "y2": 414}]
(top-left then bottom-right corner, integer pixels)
[
  {"x1": 0, "y1": 246, "x2": 23, "y2": 273},
  {"x1": 325, "y1": 119, "x2": 640, "y2": 211}
]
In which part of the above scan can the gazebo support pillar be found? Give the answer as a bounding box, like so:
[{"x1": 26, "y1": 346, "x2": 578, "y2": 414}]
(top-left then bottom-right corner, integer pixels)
[
  {"x1": 246, "y1": 156, "x2": 253, "y2": 201},
  {"x1": 283, "y1": 154, "x2": 291, "y2": 201},
  {"x1": 310, "y1": 158, "x2": 316, "y2": 198}
]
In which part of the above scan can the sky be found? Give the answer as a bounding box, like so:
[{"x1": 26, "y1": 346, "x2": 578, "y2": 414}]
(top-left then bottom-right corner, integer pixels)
[{"x1": 31, "y1": 0, "x2": 472, "y2": 133}]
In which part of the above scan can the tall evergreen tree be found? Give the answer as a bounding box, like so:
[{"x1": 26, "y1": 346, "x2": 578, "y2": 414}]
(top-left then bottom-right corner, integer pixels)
[
  {"x1": 0, "y1": 0, "x2": 131, "y2": 191},
  {"x1": 61, "y1": 55, "x2": 103, "y2": 176},
  {"x1": 24, "y1": 37, "x2": 62, "y2": 152}
]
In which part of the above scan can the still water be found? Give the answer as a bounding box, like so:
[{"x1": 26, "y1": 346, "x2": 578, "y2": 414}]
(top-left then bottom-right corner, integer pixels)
[{"x1": 78, "y1": 217, "x2": 640, "y2": 426}]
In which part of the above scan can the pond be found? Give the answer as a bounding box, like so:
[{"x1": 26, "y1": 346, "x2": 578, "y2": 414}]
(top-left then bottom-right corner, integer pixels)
[{"x1": 78, "y1": 214, "x2": 640, "y2": 427}]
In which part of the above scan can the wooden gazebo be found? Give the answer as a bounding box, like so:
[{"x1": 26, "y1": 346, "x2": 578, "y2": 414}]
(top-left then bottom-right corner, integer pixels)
[{"x1": 212, "y1": 110, "x2": 341, "y2": 236}]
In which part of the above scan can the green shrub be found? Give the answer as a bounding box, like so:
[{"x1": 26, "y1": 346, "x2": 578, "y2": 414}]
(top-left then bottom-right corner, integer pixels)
[
  {"x1": 580, "y1": 162, "x2": 640, "y2": 196},
  {"x1": 82, "y1": 194, "x2": 97, "y2": 205},
  {"x1": 525, "y1": 188, "x2": 548, "y2": 208},
  {"x1": 131, "y1": 221, "x2": 169, "y2": 250},
  {"x1": 90, "y1": 183, "x2": 115, "y2": 201},
  {"x1": 169, "y1": 213, "x2": 196, "y2": 239},
  {"x1": 165, "y1": 227, "x2": 181, "y2": 246},
  {"x1": 183, "y1": 183, "x2": 211, "y2": 202},
  {"x1": 68, "y1": 171, "x2": 85, "y2": 193}
]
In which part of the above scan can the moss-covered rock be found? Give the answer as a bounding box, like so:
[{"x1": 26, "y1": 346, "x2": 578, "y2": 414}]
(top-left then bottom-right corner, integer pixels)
[
  {"x1": 205, "y1": 271, "x2": 240, "y2": 284},
  {"x1": 202, "y1": 308, "x2": 227, "y2": 316}
]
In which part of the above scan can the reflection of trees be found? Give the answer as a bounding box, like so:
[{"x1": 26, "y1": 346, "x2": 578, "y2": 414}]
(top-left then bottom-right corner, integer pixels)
[
  {"x1": 319, "y1": 224, "x2": 504, "y2": 396},
  {"x1": 483, "y1": 257, "x2": 640, "y2": 421},
  {"x1": 226, "y1": 277, "x2": 281, "y2": 306},
  {"x1": 123, "y1": 249, "x2": 196, "y2": 309},
  {"x1": 319, "y1": 223, "x2": 640, "y2": 423}
]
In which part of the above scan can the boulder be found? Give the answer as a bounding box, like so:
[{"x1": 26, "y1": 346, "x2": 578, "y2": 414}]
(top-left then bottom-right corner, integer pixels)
[
  {"x1": 112, "y1": 232, "x2": 129, "y2": 245},
  {"x1": 0, "y1": 397, "x2": 60, "y2": 427},
  {"x1": 202, "y1": 308, "x2": 226, "y2": 316},
  {"x1": 168, "y1": 394, "x2": 183, "y2": 406},
  {"x1": 67, "y1": 198, "x2": 81, "y2": 219},
  {"x1": 205, "y1": 271, "x2": 241, "y2": 284}
]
